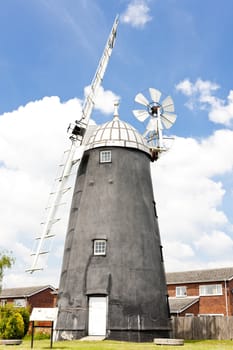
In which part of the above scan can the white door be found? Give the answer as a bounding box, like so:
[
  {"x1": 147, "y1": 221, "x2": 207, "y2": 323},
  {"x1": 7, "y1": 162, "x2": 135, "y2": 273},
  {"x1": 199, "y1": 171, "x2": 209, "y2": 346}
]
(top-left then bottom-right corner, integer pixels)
[{"x1": 88, "y1": 296, "x2": 107, "y2": 336}]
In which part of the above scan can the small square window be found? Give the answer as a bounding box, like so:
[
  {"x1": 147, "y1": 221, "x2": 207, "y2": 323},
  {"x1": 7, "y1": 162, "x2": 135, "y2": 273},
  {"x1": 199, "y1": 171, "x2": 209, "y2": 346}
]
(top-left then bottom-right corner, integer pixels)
[
  {"x1": 94, "y1": 240, "x2": 106, "y2": 255},
  {"x1": 100, "y1": 150, "x2": 111, "y2": 163},
  {"x1": 176, "y1": 286, "x2": 187, "y2": 297}
]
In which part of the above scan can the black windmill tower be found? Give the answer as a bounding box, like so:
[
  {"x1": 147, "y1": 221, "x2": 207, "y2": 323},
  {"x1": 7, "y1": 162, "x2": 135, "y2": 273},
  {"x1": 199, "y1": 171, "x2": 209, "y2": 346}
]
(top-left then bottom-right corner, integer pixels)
[{"x1": 27, "y1": 16, "x2": 177, "y2": 342}]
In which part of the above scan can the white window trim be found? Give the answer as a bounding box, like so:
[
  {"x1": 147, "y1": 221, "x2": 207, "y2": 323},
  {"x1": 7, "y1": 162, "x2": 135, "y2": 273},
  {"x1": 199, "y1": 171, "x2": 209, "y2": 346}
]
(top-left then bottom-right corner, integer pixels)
[
  {"x1": 94, "y1": 239, "x2": 107, "y2": 256},
  {"x1": 176, "y1": 286, "x2": 187, "y2": 297},
  {"x1": 13, "y1": 298, "x2": 27, "y2": 307},
  {"x1": 100, "y1": 150, "x2": 112, "y2": 163},
  {"x1": 199, "y1": 284, "x2": 223, "y2": 296}
]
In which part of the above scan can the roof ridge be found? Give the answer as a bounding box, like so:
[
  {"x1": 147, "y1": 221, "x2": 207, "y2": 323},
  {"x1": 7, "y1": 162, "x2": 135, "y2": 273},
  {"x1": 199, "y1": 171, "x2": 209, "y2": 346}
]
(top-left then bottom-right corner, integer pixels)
[
  {"x1": 166, "y1": 267, "x2": 233, "y2": 284},
  {"x1": 167, "y1": 266, "x2": 233, "y2": 274},
  {"x1": 0, "y1": 285, "x2": 57, "y2": 298}
]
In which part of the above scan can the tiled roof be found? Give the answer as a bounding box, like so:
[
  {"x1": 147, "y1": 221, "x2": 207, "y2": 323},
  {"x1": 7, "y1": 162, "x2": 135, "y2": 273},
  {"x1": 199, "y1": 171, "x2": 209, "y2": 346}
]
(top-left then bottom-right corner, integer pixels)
[
  {"x1": 166, "y1": 267, "x2": 233, "y2": 284},
  {"x1": 169, "y1": 297, "x2": 199, "y2": 314},
  {"x1": 0, "y1": 285, "x2": 56, "y2": 298}
]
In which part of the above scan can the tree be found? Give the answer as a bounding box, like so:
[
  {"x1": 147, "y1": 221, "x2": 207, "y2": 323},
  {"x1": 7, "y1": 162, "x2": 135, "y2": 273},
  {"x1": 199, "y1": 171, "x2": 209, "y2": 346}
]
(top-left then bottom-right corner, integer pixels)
[{"x1": 0, "y1": 251, "x2": 15, "y2": 291}]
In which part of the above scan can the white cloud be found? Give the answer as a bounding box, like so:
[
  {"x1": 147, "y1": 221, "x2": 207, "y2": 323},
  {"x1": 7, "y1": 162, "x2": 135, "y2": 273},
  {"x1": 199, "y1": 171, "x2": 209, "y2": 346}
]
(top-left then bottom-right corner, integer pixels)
[
  {"x1": 208, "y1": 90, "x2": 233, "y2": 126},
  {"x1": 121, "y1": 0, "x2": 152, "y2": 28},
  {"x1": 176, "y1": 78, "x2": 219, "y2": 97},
  {"x1": 162, "y1": 241, "x2": 198, "y2": 273},
  {"x1": 165, "y1": 241, "x2": 195, "y2": 259},
  {"x1": 0, "y1": 96, "x2": 81, "y2": 287},
  {"x1": 84, "y1": 85, "x2": 120, "y2": 115},
  {"x1": 176, "y1": 78, "x2": 233, "y2": 126},
  {"x1": 175, "y1": 79, "x2": 194, "y2": 96},
  {"x1": 0, "y1": 96, "x2": 81, "y2": 179},
  {"x1": 194, "y1": 230, "x2": 233, "y2": 258},
  {"x1": 151, "y1": 130, "x2": 233, "y2": 271}
]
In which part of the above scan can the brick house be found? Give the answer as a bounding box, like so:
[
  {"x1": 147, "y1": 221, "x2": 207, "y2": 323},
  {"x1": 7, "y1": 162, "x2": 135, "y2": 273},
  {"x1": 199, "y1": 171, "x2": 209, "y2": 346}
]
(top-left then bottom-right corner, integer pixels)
[
  {"x1": 0, "y1": 285, "x2": 57, "y2": 312},
  {"x1": 166, "y1": 267, "x2": 233, "y2": 316}
]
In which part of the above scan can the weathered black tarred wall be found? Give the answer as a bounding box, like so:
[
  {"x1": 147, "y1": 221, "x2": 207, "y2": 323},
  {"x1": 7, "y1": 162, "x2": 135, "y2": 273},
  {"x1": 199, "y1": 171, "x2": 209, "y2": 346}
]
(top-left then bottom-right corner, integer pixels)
[{"x1": 56, "y1": 146, "x2": 171, "y2": 341}]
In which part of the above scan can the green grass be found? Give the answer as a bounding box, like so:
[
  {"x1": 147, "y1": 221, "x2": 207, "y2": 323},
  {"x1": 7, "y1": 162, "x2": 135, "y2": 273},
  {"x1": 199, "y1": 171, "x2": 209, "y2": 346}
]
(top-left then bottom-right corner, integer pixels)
[{"x1": 1, "y1": 339, "x2": 232, "y2": 350}]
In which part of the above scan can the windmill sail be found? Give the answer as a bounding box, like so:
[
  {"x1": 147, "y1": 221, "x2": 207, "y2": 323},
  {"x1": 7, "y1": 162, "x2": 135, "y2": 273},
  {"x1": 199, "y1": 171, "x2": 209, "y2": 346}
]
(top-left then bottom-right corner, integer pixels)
[{"x1": 26, "y1": 15, "x2": 119, "y2": 273}]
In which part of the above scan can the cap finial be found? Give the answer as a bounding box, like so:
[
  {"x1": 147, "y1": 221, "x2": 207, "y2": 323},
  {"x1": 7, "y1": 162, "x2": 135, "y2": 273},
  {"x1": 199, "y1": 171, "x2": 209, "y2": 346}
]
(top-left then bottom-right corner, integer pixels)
[{"x1": 113, "y1": 100, "x2": 120, "y2": 119}]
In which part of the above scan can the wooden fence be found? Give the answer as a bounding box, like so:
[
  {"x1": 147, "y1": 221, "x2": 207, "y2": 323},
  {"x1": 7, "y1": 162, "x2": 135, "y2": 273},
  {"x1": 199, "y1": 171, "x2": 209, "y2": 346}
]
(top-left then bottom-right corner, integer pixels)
[{"x1": 171, "y1": 316, "x2": 233, "y2": 340}]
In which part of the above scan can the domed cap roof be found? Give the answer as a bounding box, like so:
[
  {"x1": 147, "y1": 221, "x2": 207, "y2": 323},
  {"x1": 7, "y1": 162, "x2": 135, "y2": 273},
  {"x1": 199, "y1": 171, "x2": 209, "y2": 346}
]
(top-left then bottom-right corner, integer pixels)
[{"x1": 85, "y1": 106, "x2": 150, "y2": 155}]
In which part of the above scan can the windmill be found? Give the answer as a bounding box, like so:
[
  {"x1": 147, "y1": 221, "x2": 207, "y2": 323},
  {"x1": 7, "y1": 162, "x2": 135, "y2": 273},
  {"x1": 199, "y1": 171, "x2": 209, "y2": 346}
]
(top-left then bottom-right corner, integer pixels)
[
  {"x1": 133, "y1": 88, "x2": 176, "y2": 158},
  {"x1": 27, "y1": 16, "x2": 177, "y2": 342}
]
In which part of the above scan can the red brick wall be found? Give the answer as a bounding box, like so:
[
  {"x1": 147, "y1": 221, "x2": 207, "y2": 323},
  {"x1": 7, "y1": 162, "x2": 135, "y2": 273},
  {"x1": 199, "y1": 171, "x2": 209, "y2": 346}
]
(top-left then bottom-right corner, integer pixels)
[
  {"x1": 199, "y1": 294, "x2": 225, "y2": 315},
  {"x1": 186, "y1": 283, "x2": 199, "y2": 296},
  {"x1": 167, "y1": 284, "x2": 175, "y2": 297},
  {"x1": 179, "y1": 300, "x2": 200, "y2": 316},
  {"x1": 27, "y1": 288, "x2": 55, "y2": 312},
  {"x1": 167, "y1": 283, "x2": 199, "y2": 297}
]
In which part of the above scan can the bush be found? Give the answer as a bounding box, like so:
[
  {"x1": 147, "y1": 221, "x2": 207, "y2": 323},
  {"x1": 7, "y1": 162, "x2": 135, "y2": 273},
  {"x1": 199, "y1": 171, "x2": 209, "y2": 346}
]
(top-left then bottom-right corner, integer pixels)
[
  {"x1": 0, "y1": 305, "x2": 14, "y2": 337},
  {"x1": 18, "y1": 307, "x2": 30, "y2": 336},
  {"x1": 0, "y1": 305, "x2": 30, "y2": 339},
  {"x1": 3, "y1": 312, "x2": 24, "y2": 339}
]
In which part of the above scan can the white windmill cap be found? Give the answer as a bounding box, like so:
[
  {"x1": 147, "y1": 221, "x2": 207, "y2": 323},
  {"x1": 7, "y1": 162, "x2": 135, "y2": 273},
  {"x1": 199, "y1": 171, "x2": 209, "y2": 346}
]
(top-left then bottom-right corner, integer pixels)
[{"x1": 85, "y1": 102, "x2": 150, "y2": 155}]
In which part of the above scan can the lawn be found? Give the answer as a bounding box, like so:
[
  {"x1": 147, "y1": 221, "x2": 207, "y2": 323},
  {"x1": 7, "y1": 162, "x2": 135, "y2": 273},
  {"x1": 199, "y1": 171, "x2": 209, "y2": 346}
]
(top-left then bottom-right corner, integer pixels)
[{"x1": 0, "y1": 339, "x2": 232, "y2": 350}]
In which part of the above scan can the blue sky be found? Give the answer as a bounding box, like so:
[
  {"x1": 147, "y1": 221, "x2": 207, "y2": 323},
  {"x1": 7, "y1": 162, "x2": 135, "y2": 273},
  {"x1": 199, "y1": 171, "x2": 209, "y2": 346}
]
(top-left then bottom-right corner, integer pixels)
[{"x1": 1, "y1": 0, "x2": 233, "y2": 288}]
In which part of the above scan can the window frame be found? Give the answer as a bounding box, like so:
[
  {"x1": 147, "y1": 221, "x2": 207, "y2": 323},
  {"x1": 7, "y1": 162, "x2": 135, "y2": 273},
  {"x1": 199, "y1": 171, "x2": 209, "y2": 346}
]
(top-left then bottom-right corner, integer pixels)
[
  {"x1": 199, "y1": 284, "x2": 223, "y2": 296},
  {"x1": 0, "y1": 299, "x2": 7, "y2": 306},
  {"x1": 93, "y1": 239, "x2": 107, "y2": 256},
  {"x1": 99, "y1": 150, "x2": 112, "y2": 164},
  {"x1": 13, "y1": 298, "x2": 27, "y2": 307},
  {"x1": 176, "y1": 286, "x2": 187, "y2": 297}
]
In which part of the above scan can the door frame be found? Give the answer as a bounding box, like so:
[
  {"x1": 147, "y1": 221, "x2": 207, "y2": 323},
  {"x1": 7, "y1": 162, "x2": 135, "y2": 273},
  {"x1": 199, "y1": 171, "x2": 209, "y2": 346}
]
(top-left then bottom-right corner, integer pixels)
[{"x1": 87, "y1": 295, "x2": 108, "y2": 336}]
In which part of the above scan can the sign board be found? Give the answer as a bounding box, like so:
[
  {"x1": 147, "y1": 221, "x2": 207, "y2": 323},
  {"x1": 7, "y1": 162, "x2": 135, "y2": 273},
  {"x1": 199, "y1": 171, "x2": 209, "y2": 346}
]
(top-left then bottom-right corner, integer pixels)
[{"x1": 30, "y1": 308, "x2": 58, "y2": 322}]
